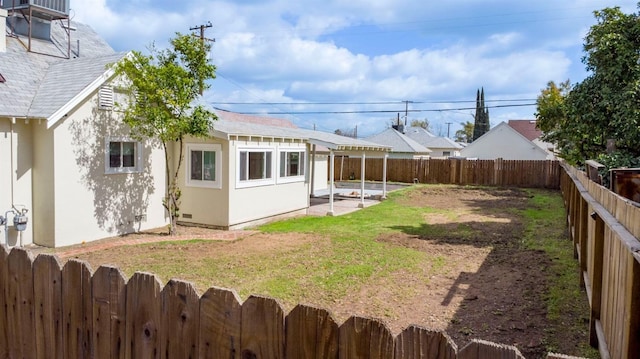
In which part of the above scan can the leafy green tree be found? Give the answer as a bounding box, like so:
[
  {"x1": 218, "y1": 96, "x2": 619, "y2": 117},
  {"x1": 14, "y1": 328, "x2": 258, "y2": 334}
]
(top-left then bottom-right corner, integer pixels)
[
  {"x1": 537, "y1": 6, "x2": 640, "y2": 167},
  {"x1": 113, "y1": 33, "x2": 217, "y2": 234},
  {"x1": 455, "y1": 121, "x2": 474, "y2": 143},
  {"x1": 535, "y1": 80, "x2": 572, "y2": 158}
]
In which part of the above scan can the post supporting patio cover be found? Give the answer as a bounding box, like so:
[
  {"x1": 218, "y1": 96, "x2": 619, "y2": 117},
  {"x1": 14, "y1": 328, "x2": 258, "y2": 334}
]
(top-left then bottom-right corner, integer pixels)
[
  {"x1": 328, "y1": 149, "x2": 335, "y2": 216},
  {"x1": 310, "y1": 144, "x2": 316, "y2": 197},
  {"x1": 382, "y1": 153, "x2": 388, "y2": 199},
  {"x1": 359, "y1": 151, "x2": 366, "y2": 208}
]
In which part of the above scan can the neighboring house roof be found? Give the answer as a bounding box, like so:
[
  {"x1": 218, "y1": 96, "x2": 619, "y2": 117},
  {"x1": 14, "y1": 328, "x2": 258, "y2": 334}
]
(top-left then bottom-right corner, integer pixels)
[
  {"x1": 365, "y1": 128, "x2": 431, "y2": 154},
  {"x1": 211, "y1": 110, "x2": 390, "y2": 152},
  {"x1": 507, "y1": 120, "x2": 542, "y2": 141},
  {"x1": 405, "y1": 126, "x2": 463, "y2": 150},
  {"x1": 215, "y1": 108, "x2": 298, "y2": 128},
  {"x1": 460, "y1": 121, "x2": 549, "y2": 160},
  {"x1": 0, "y1": 17, "x2": 119, "y2": 122}
]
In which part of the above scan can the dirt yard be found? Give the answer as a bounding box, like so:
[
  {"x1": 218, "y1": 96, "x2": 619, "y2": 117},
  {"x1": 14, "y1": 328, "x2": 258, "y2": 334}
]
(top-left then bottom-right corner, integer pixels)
[{"x1": 54, "y1": 186, "x2": 593, "y2": 358}]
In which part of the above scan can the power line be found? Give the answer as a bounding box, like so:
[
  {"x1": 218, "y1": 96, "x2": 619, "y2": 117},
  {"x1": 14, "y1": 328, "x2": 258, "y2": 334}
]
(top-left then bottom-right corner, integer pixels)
[
  {"x1": 210, "y1": 98, "x2": 536, "y2": 106},
  {"x1": 213, "y1": 103, "x2": 535, "y2": 115}
]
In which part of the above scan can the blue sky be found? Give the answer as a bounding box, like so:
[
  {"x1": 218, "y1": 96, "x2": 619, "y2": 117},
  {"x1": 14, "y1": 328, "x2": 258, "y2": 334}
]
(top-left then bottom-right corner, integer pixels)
[{"x1": 72, "y1": 0, "x2": 639, "y2": 138}]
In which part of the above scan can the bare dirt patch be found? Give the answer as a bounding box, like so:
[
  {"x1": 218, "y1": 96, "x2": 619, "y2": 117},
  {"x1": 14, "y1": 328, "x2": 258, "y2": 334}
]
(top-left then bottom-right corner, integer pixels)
[{"x1": 53, "y1": 186, "x2": 591, "y2": 358}]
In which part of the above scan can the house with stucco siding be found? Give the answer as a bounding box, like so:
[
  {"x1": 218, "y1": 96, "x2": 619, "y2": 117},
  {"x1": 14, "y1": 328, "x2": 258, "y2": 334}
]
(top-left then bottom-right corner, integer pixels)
[
  {"x1": 0, "y1": 6, "x2": 169, "y2": 247},
  {"x1": 1, "y1": 5, "x2": 389, "y2": 246}
]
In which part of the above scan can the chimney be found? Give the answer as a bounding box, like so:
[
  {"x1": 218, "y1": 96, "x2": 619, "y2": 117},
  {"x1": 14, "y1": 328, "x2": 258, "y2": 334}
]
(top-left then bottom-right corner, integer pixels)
[{"x1": 0, "y1": 8, "x2": 6, "y2": 53}]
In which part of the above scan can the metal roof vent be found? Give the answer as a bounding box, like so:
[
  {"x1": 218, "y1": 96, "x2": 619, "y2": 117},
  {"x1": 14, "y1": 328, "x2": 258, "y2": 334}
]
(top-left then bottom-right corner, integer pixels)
[{"x1": 1, "y1": 0, "x2": 70, "y2": 17}]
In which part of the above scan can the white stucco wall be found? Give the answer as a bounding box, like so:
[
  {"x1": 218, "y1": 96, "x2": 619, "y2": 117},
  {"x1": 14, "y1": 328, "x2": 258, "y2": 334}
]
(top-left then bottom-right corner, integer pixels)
[
  {"x1": 460, "y1": 123, "x2": 548, "y2": 160},
  {"x1": 177, "y1": 136, "x2": 230, "y2": 228},
  {"x1": 0, "y1": 118, "x2": 34, "y2": 247},
  {"x1": 178, "y1": 137, "x2": 310, "y2": 229},
  {"x1": 45, "y1": 86, "x2": 167, "y2": 247},
  {"x1": 311, "y1": 153, "x2": 329, "y2": 193}
]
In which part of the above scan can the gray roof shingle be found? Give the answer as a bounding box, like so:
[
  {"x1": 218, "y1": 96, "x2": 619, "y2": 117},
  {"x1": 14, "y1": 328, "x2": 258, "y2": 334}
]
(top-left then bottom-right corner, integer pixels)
[
  {"x1": 212, "y1": 110, "x2": 389, "y2": 152},
  {"x1": 365, "y1": 128, "x2": 431, "y2": 154},
  {"x1": 0, "y1": 17, "x2": 117, "y2": 118},
  {"x1": 404, "y1": 126, "x2": 463, "y2": 150}
]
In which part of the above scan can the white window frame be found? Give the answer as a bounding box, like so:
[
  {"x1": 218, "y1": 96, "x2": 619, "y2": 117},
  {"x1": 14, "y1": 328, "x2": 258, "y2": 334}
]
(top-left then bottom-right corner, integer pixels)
[
  {"x1": 186, "y1": 143, "x2": 222, "y2": 189},
  {"x1": 277, "y1": 148, "x2": 306, "y2": 184},
  {"x1": 104, "y1": 137, "x2": 142, "y2": 174},
  {"x1": 236, "y1": 147, "x2": 275, "y2": 188}
]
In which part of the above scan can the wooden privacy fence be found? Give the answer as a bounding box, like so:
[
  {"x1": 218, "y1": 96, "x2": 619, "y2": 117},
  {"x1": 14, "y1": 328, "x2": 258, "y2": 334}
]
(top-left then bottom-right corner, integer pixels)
[
  {"x1": 0, "y1": 247, "x2": 578, "y2": 359},
  {"x1": 560, "y1": 163, "x2": 640, "y2": 359},
  {"x1": 334, "y1": 158, "x2": 560, "y2": 188}
]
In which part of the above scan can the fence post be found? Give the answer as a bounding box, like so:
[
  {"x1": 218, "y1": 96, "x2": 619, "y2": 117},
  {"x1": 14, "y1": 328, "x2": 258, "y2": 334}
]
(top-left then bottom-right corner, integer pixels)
[{"x1": 0, "y1": 245, "x2": 9, "y2": 359}]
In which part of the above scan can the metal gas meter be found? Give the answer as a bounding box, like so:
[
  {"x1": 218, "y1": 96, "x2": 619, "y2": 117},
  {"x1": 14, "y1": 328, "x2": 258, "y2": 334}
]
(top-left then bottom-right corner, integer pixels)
[{"x1": 13, "y1": 212, "x2": 28, "y2": 231}]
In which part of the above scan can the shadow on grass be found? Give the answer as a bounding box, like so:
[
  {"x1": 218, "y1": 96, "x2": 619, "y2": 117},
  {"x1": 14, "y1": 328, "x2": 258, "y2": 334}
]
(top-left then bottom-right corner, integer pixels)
[{"x1": 388, "y1": 187, "x2": 553, "y2": 358}]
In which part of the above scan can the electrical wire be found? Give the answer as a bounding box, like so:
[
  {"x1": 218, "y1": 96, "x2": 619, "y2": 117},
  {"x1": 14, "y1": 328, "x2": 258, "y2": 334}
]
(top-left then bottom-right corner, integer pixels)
[{"x1": 213, "y1": 103, "x2": 535, "y2": 115}]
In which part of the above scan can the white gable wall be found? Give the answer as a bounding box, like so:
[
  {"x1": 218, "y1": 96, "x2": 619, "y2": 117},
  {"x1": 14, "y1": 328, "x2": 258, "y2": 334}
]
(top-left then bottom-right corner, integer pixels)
[
  {"x1": 41, "y1": 86, "x2": 168, "y2": 247},
  {"x1": 461, "y1": 122, "x2": 548, "y2": 160}
]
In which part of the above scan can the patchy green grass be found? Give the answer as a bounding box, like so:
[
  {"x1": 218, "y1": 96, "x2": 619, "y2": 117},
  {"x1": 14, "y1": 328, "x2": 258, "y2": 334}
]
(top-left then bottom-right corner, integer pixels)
[{"x1": 521, "y1": 189, "x2": 599, "y2": 358}]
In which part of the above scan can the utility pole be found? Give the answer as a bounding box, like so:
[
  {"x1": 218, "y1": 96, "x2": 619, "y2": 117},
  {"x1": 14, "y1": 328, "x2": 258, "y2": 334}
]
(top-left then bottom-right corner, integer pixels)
[
  {"x1": 403, "y1": 100, "x2": 413, "y2": 124},
  {"x1": 190, "y1": 21, "x2": 214, "y2": 43},
  {"x1": 445, "y1": 122, "x2": 452, "y2": 138},
  {"x1": 190, "y1": 21, "x2": 215, "y2": 94}
]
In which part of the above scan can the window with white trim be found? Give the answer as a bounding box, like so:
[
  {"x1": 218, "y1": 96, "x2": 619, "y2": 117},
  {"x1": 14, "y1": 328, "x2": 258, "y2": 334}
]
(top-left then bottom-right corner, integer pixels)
[
  {"x1": 279, "y1": 149, "x2": 306, "y2": 181},
  {"x1": 186, "y1": 143, "x2": 222, "y2": 188},
  {"x1": 237, "y1": 148, "x2": 274, "y2": 187},
  {"x1": 105, "y1": 139, "x2": 142, "y2": 174}
]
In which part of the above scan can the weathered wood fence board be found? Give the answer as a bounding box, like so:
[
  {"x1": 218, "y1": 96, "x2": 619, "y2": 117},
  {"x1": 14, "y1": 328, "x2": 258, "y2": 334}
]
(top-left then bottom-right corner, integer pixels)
[
  {"x1": 561, "y1": 163, "x2": 640, "y2": 359},
  {"x1": 33, "y1": 254, "x2": 63, "y2": 359},
  {"x1": 333, "y1": 158, "x2": 560, "y2": 188},
  {"x1": 0, "y1": 246, "x2": 586, "y2": 358}
]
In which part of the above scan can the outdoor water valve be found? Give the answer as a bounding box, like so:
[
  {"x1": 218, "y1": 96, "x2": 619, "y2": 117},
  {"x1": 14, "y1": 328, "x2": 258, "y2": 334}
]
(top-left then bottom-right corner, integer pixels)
[{"x1": 13, "y1": 214, "x2": 28, "y2": 231}]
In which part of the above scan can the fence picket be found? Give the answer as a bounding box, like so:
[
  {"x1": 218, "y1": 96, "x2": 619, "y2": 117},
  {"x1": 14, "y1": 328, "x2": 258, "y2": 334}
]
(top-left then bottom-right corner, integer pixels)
[
  {"x1": 338, "y1": 316, "x2": 394, "y2": 359},
  {"x1": 92, "y1": 265, "x2": 127, "y2": 359},
  {"x1": 198, "y1": 286, "x2": 242, "y2": 359},
  {"x1": 62, "y1": 259, "x2": 93, "y2": 359},
  {"x1": 33, "y1": 254, "x2": 63, "y2": 359},
  {"x1": 125, "y1": 272, "x2": 162, "y2": 359},
  {"x1": 394, "y1": 326, "x2": 457, "y2": 359},
  {"x1": 160, "y1": 279, "x2": 201, "y2": 358},
  {"x1": 0, "y1": 245, "x2": 9, "y2": 359},
  {"x1": 240, "y1": 295, "x2": 285, "y2": 359},
  {"x1": 285, "y1": 304, "x2": 339, "y2": 359},
  {"x1": 6, "y1": 248, "x2": 35, "y2": 358}
]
